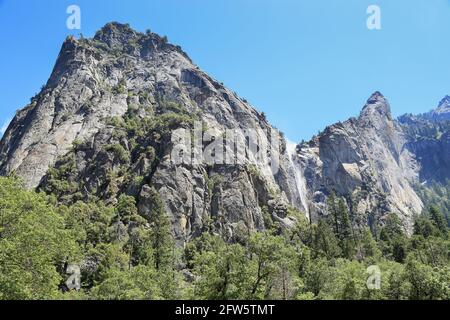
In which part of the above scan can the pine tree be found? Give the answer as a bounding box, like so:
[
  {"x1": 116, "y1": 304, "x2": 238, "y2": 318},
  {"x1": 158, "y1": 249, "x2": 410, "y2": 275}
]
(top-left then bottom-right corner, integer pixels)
[
  {"x1": 326, "y1": 196, "x2": 355, "y2": 259},
  {"x1": 429, "y1": 205, "x2": 448, "y2": 235},
  {"x1": 413, "y1": 214, "x2": 437, "y2": 238},
  {"x1": 312, "y1": 220, "x2": 341, "y2": 259},
  {"x1": 327, "y1": 192, "x2": 339, "y2": 235},
  {"x1": 146, "y1": 187, "x2": 174, "y2": 271},
  {"x1": 337, "y1": 199, "x2": 353, "y2": 238},
  {"x1": 380, "y1": 214, "x2": 407, "y2": 263},
  {"x1": 358, "y1": 227, "x2": 380, "y2": 260}
]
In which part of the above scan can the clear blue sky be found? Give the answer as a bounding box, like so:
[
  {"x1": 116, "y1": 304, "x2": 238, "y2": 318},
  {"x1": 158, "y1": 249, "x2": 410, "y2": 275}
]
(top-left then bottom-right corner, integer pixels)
[{"x1": 1, "y1": 0, "x2": 450, "y2": 141}]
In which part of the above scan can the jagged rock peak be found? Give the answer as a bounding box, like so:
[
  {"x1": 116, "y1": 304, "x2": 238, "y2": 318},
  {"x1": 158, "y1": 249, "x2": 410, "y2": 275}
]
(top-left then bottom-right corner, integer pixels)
[
  {"x1": 438, "y1": 95, "x2": 450, "y2": 105},
  {"x1": 95, "y1": 22, "x2": 136, "y2": 36},
  {"x1": 418, "y1": 95, "x2": 450, "y2": 122},
  {"x1": 74, "y1": 21, "x2": 193, "y2": 62},
  {"x1": 93, "y1": 22, "x2": 139, "y2": 46},
  {"x1": 359, "y1": 91, "x2": 392, "y2": 122},
  {"x1": 367, "y1": 91, "x2": 385, "y2": 103},
  {"x1": 436, "y1": 95, "x2": 450, "y2": 111}
]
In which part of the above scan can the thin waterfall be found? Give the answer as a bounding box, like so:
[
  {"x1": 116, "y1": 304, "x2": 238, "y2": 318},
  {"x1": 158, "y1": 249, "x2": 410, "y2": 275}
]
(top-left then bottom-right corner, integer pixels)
[{"x1": 286, "y1": 141, "x2": 309, "y2": 218}]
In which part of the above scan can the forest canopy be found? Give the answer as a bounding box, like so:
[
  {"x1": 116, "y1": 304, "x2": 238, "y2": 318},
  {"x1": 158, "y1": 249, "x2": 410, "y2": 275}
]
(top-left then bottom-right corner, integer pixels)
[{"x1": 0, "y1": 176, "x2": 448, "y2": 300}]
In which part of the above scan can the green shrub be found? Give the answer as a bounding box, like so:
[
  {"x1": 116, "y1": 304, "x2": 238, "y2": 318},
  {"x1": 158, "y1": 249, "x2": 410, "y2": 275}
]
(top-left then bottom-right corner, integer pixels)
[{"x1": 106, "y1": 144, "x2": 131, "y2": 163}]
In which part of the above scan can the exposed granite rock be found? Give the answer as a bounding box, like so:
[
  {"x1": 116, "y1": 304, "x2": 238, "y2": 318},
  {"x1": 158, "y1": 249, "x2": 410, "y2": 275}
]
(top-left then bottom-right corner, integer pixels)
[
  {"x1": 398, "y1": 99, "x2": 450, "y2": 184},
  {"x1": 0, "y1": 23, "x2": 301, "y2": 244},
  {"x1": 423, "y1": 95, "x2": 450, "y2": 122},
  {"x1": 290, "y1": 92, "x2": 423, "y2": 233}
]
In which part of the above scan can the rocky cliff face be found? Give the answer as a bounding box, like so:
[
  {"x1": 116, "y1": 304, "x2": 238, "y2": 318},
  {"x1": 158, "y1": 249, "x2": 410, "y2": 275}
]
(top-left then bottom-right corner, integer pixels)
[
  {"x1": 424, "y1": 96, "x2": 450, "y2": 122},
  {"x1": 0, "y1": 22, "x2": 445, "y2": 239},
  {"x1": 286, "y1": 92, "x2": 450, "y2": 233},
  {"x1": 289, "y1": 92, "x2": 423, "y2": 232},
  {"x1": 398, "y1": 98, "x2": 450, "y2": 184},
  {"x1": 0, "y1": 23, "x2": 302, "y2": 243}
]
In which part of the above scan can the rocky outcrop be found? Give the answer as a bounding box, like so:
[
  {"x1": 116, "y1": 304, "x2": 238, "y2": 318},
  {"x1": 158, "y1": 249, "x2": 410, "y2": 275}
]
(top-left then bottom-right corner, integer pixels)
[
  {"x1": 423, "y1": 96, "x2": 450, "y2": 122},
  {"x1": 289, "y1": 92, "x2": 423, "y2": 232},
  {"x1": 286, "y1": 92, "x2": 450, "y2": 233},
  {"x1": 0, "y1": 23, "x2": 302, "y2": 243},
  {"x1": 398, "y1": 99, "x2": 450, "y2": 184}
]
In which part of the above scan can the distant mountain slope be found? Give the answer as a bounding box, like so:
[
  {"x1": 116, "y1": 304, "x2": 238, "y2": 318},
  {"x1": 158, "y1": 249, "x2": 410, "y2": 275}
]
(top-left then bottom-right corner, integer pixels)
[
  {"x1": 398, "y1": 98, "x2": 450, "y2": 184},
  {"x1": 424, "y1": 95, "x2": 450, "y2": 122}
]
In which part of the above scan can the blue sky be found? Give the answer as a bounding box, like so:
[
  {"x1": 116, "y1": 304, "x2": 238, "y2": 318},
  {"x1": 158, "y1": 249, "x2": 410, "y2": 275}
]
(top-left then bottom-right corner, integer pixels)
[{"x1": 1, "y1": 0, "x2": 450, "y2": 141}]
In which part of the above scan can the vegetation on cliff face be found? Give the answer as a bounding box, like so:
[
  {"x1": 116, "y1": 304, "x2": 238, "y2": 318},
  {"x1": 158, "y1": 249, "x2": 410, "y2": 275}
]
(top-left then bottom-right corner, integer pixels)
[
  {"x1": 40, "y1": 98, "x2": 198, "y2": 206},
  {"x1": 0, "y1": 176, "x2": 448, "y2": 300}
]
